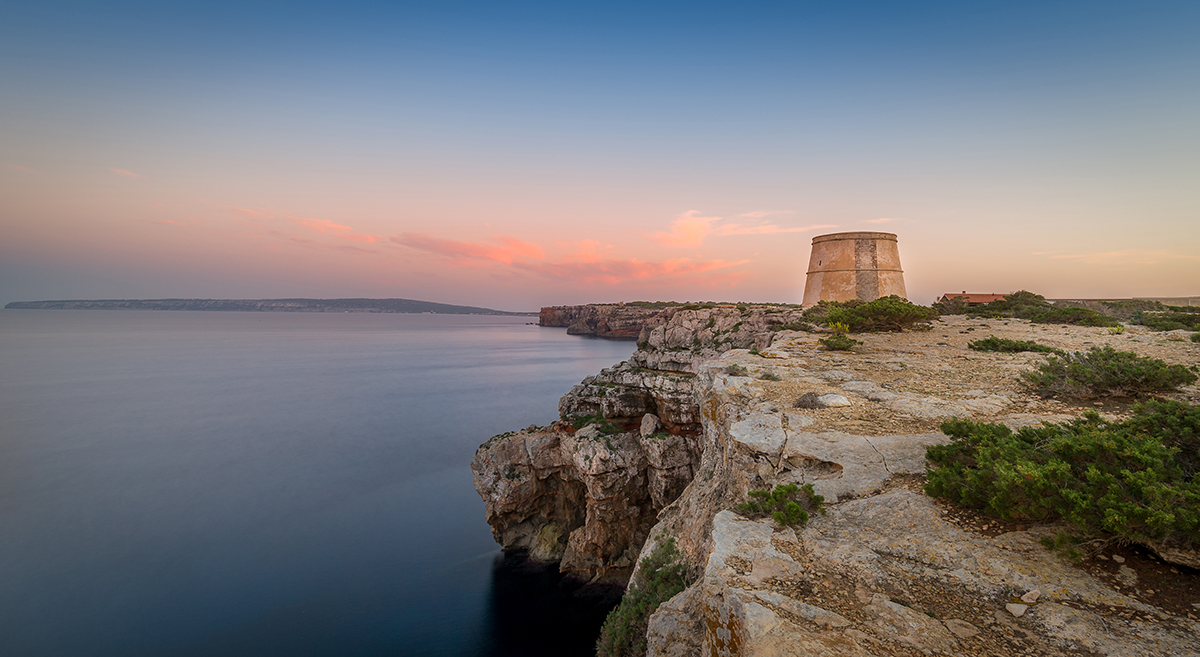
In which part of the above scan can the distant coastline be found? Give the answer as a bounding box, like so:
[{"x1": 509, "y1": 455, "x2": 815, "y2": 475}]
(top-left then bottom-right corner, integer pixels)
[{"x1": 2, "y1": 298, "x2": 536, "y2": 315}]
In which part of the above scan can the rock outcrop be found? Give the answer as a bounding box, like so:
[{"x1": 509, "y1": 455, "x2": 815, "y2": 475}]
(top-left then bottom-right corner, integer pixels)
[
  {"x1": 474, "y1": 307, "x2": 1200, "y2": 655},
  {"x1": 539, "y1": 303, "x2": 670, "y2": 340},
  {"x1": 474, "y1": 305, "x2": 809, "y2": 578}
]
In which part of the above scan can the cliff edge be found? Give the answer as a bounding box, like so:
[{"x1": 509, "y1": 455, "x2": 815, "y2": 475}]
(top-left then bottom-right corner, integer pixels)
[{"x1": 474, "y1": 306, "x2": 1200, "y2": 656}]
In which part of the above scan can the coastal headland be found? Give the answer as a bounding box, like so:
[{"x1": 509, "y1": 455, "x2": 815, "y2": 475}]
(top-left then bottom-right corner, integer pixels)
[
  {"x1": 3, "y1": 298, "x2": 532, "y2": 315},
  {"x1": 475, "y1": 302, "x2": 1200, "y2": 656}
]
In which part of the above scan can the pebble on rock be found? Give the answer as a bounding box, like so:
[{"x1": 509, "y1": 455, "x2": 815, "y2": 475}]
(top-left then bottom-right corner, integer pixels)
[
  {"x1": 1006, "y1": 603, "x2": 1029, "y2": 617},
  {"x1": 817, "y1": 393, "x2": 852, "y2": 407},
  {"x1": 1020, "y1": 589, "x2": 1041, "y2": 604}
]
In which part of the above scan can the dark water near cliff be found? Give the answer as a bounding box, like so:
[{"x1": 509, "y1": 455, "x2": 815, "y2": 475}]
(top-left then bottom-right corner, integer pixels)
[{"x1": 0, "y1": 310, "x2": 634, "y2": 656}]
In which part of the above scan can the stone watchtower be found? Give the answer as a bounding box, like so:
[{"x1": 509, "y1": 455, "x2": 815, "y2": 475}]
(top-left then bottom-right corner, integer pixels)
[{"x1": 802, "y1": 231, "x2": 907, "y2": 306}]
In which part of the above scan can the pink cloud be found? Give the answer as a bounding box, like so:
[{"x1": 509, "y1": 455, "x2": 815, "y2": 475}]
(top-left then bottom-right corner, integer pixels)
[
  {"x1": 736, "y1": 210, "x2": 794, "y2": 219},
  {"x1": 296, "y1": 216, "x2": 382, "y2": 243},
  {"x1": 651, "y1": 210, "x2": 836, "y2": 247},
  {"x1": 517, "y1": 256, "x2": 748, "y2": 286},
  {"x1": 649, "y1": 210, "x2": 721, "y2": 248},
  {"x1": 715, "y1": 223, "x2": 837, "y2": 237},
  {"x1": 564, "y1": 239, "x2": 610, "y2": 264},
  {"x1": 229, "y1": 206, "x2": 270, "y2": 217},
  {"x1": 398, "y1": 231, "x2": 748, "y2": 285},
  {"x1": 226, "y1": 206, "x2": 382, "y2": 244},
  {"x1": 111, "y1": 168, "x2": 141, "y2": 178},
  {"x1": 394, "y1": 233, "x2": 546, "y2": 265},
  {"x1": 4, "y1": 163, "x2": 31, "y2": 172},
  {"x1": 154, "y1": 219, "x2": 187, "y2": 226},
  {"x1": 865, "y1": 217, "x2": 897, "y2": 224}
]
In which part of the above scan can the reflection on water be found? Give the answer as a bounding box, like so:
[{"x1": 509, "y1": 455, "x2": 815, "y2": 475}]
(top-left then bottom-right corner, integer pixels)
[
  {"x1": 486, "y1": 551, "x2": 623, "y2": 657},
  {"x1": 0, "y1": 310, "x2": 633, "y2": 656}
]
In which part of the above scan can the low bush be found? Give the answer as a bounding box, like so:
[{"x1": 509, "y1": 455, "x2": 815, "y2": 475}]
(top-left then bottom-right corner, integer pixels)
[
  {"x1": 724, "y1": 364, "x2": 749, "y2": 376},
  {"x1": 1030, "y1": 307, "x2": 1118, "y2": 327},
  {"x1": 1193, "y1": 333, "x2": 1200, "y2": 343},
  {"x1": 596, "y1": 537, "x2": 694, "y2": 657},
  {"x1": 822, "y1": 296, "x2": 937, "y2": 332},
  {"x1": 1100, "y1": 299, "x2": 1167, "y2": 321},
  {"x1": 736, "y1": 483, "x2": 826, "y2": 527},
  {"x1": 1141, "y1": 310, "x2": 1200, "y2": 332},
  {"x1": 773, "y1": 320, "x2": 814, "y2": 332},
  {"x1": 967, "y1": 336, "x2": 1059, "y2": 354},
  {"x1": 818, "y1": 333, "x2": 862, "y2": 351},
  {"x1": 1108, "y1": 325, "x2": 1126, "y2": 335},
  {"x1": 802, "y1": 299, "x2": 861, "y2": 321},
  {"x1": 760, "y1": 372, "x2": 781, "y2": 381},
  {"x1": 570, "y1": 413, "x2": 622, "y2": 435},
  {"x1": 925, "y1": 400, "x2": 1200, "y2": 558},
  {"x1": 1022, "y1": 346, "x2": 1197, "y2": 398},
  {"x1": 932, "y1": 295, "x2": 970, "y2": 315},
  {"x1": 968, "y1": 290, "x2": 1050, "y2": 320}
]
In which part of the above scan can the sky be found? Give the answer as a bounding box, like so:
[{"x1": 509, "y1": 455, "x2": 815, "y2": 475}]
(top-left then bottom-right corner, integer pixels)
[{"x1": 2, "y1": 1, "x2": 1198, "y2": 311}]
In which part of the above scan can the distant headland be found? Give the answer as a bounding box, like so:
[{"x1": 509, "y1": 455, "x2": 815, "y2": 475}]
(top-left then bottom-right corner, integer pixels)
[{"x1": 2, "y1": 298, "x2": 535, "y2": 315}]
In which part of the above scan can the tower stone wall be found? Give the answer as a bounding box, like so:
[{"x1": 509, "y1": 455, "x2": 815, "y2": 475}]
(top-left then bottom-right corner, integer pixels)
[{"x1": 802, "y1": 231, "x2": 906, "y2": 306}]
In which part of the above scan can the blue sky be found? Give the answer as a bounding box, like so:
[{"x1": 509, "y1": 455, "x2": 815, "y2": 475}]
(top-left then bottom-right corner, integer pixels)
[{"x1": 3, "y1": 1, "x2": 1197, "y2": 309}]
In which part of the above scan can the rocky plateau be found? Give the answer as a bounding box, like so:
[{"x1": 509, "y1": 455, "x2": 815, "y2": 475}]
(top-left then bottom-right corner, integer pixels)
[{"x1": 473, "y1": 305, "x2": 1200, "y2": 656}]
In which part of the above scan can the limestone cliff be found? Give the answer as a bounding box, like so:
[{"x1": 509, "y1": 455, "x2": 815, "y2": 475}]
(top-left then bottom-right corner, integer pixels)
[
  {"x1": 538, "y1": 303, "x2": 673, "y2": 340},
  {"x1": 474, "y1": 307, "x2": 1200, "y2": 656},
  {"x1": 473, "y1": 305, "x2": 808, "y2": 578}
]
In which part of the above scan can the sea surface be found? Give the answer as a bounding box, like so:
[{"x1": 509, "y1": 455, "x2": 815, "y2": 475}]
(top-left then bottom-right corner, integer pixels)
[{"x1": 0, "y1": 310, "x2": 635, "y2": 656}]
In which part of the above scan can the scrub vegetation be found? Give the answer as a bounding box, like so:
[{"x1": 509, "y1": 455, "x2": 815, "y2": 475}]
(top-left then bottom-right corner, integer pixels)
[
  {"x1": 926, "y1": 400, "x2": 1200, "y2": 560},
  {"x1": 736, "y1": 483, "x2": 826, "y2": 527},
  {"x1": 967, "y1": 336, "x2": 1060, "y2": 354},
  {"x1": 803, "y1": 296, "x2": 936, "y2": 332},
  {"x1": 596, "y1": 537, "x2": 695, "y2": 657},
  {"x1": 1021, "y1": 346, "x2": 1197, "y2": 399}
]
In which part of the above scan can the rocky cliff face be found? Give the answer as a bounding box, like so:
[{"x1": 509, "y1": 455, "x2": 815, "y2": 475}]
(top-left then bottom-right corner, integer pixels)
[
  {"x1": 473, "y1": 305, "x2": 807, "y2": 578},
  {"x1": 474, "y1": 307, "x2": 1200, "y2": 656},
  {"x1": 538, "y1": 303, "x2": 672, "y2": 340}
]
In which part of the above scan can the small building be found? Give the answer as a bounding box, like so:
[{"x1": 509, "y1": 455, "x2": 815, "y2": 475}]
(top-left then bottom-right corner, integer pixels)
[{"x1": 938, "y1": 292, "x2": 1007, "y2": 306}]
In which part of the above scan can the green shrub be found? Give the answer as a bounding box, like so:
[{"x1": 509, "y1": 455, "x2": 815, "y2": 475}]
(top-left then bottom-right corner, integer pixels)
[
  {"x1": 570, "y1": 413, "x2": 622, "y2": 435},
  {"x1": 1031, "y1": 307, "x2": 1118, "y2": 327},
  {"x1": 773, "y1": 320, "x2": 814, "y2": 332},
  {"x1": 1141, "y1": 310, "x2": 1200, "y2": 332},
  {"x1": 1021, "y1": 346, "x2": 1197, "y2": 398},
  {"x1": 1193, "y1": 332, "x2": 1200, "y2": 343},
  {"x1": 925, "y1": 400, "x2": 1200, "y2": 553},
  {"x1": 932, "y1": 295, "x2": 969, "y2": 315},
  {"x1": 1100, "y1": 299, "x2": 1167, "y2": 321},
  {"x1": 760, "y1": 372, "x2": 781, "y2": 381},
  {"x1": 724, "y1": 364, "x2": 749, "y2": 376},
  {"x1": 596, "y1": 537, "x2": 694, "y2": 657},
  {"x1": 1121, "y1": 398, "x2": 1200, "y2": 481},
  {"x1": 967, "y1": 336, "x2": 1059, "y2": 354},
  {"x1": 1108, "y1": 325, "x2": 1126, "y2": 335},
  {"x1": 818, "y1": 333, "x2": 862, "y2": 351},
  {"x1": 823, "y1": 296, "x2": 937, "y2": 332},
  {"x1": 802, "y1": 299, "x2": 860, "y2": 321},
  {"x1": 736, "y1": 483, "x2": 826, "y2": 527},
  {"x1": 968, "y1": 290, "x2": 1050, "y2": 320}
]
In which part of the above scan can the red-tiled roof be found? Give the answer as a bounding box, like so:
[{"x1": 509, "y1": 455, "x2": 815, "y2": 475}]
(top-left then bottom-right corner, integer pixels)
[{"x1": 939, "y1": 292, "x2": 1008, "y2": 304}]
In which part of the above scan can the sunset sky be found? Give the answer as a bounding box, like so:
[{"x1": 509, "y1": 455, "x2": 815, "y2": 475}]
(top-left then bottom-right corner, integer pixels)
[{"x1": 2, "y1": 1, "x2": 1197, "y2": 311}]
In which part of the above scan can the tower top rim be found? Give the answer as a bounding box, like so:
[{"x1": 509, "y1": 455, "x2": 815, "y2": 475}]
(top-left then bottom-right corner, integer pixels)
[{"x1": 811, "y1": 231, "x2": 897, "y2": 243}]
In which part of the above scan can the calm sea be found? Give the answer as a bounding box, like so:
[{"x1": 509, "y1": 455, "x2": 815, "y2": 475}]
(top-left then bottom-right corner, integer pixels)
[{"x1": 0, "y1": 310, "x2": 634, "y2": 656}]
